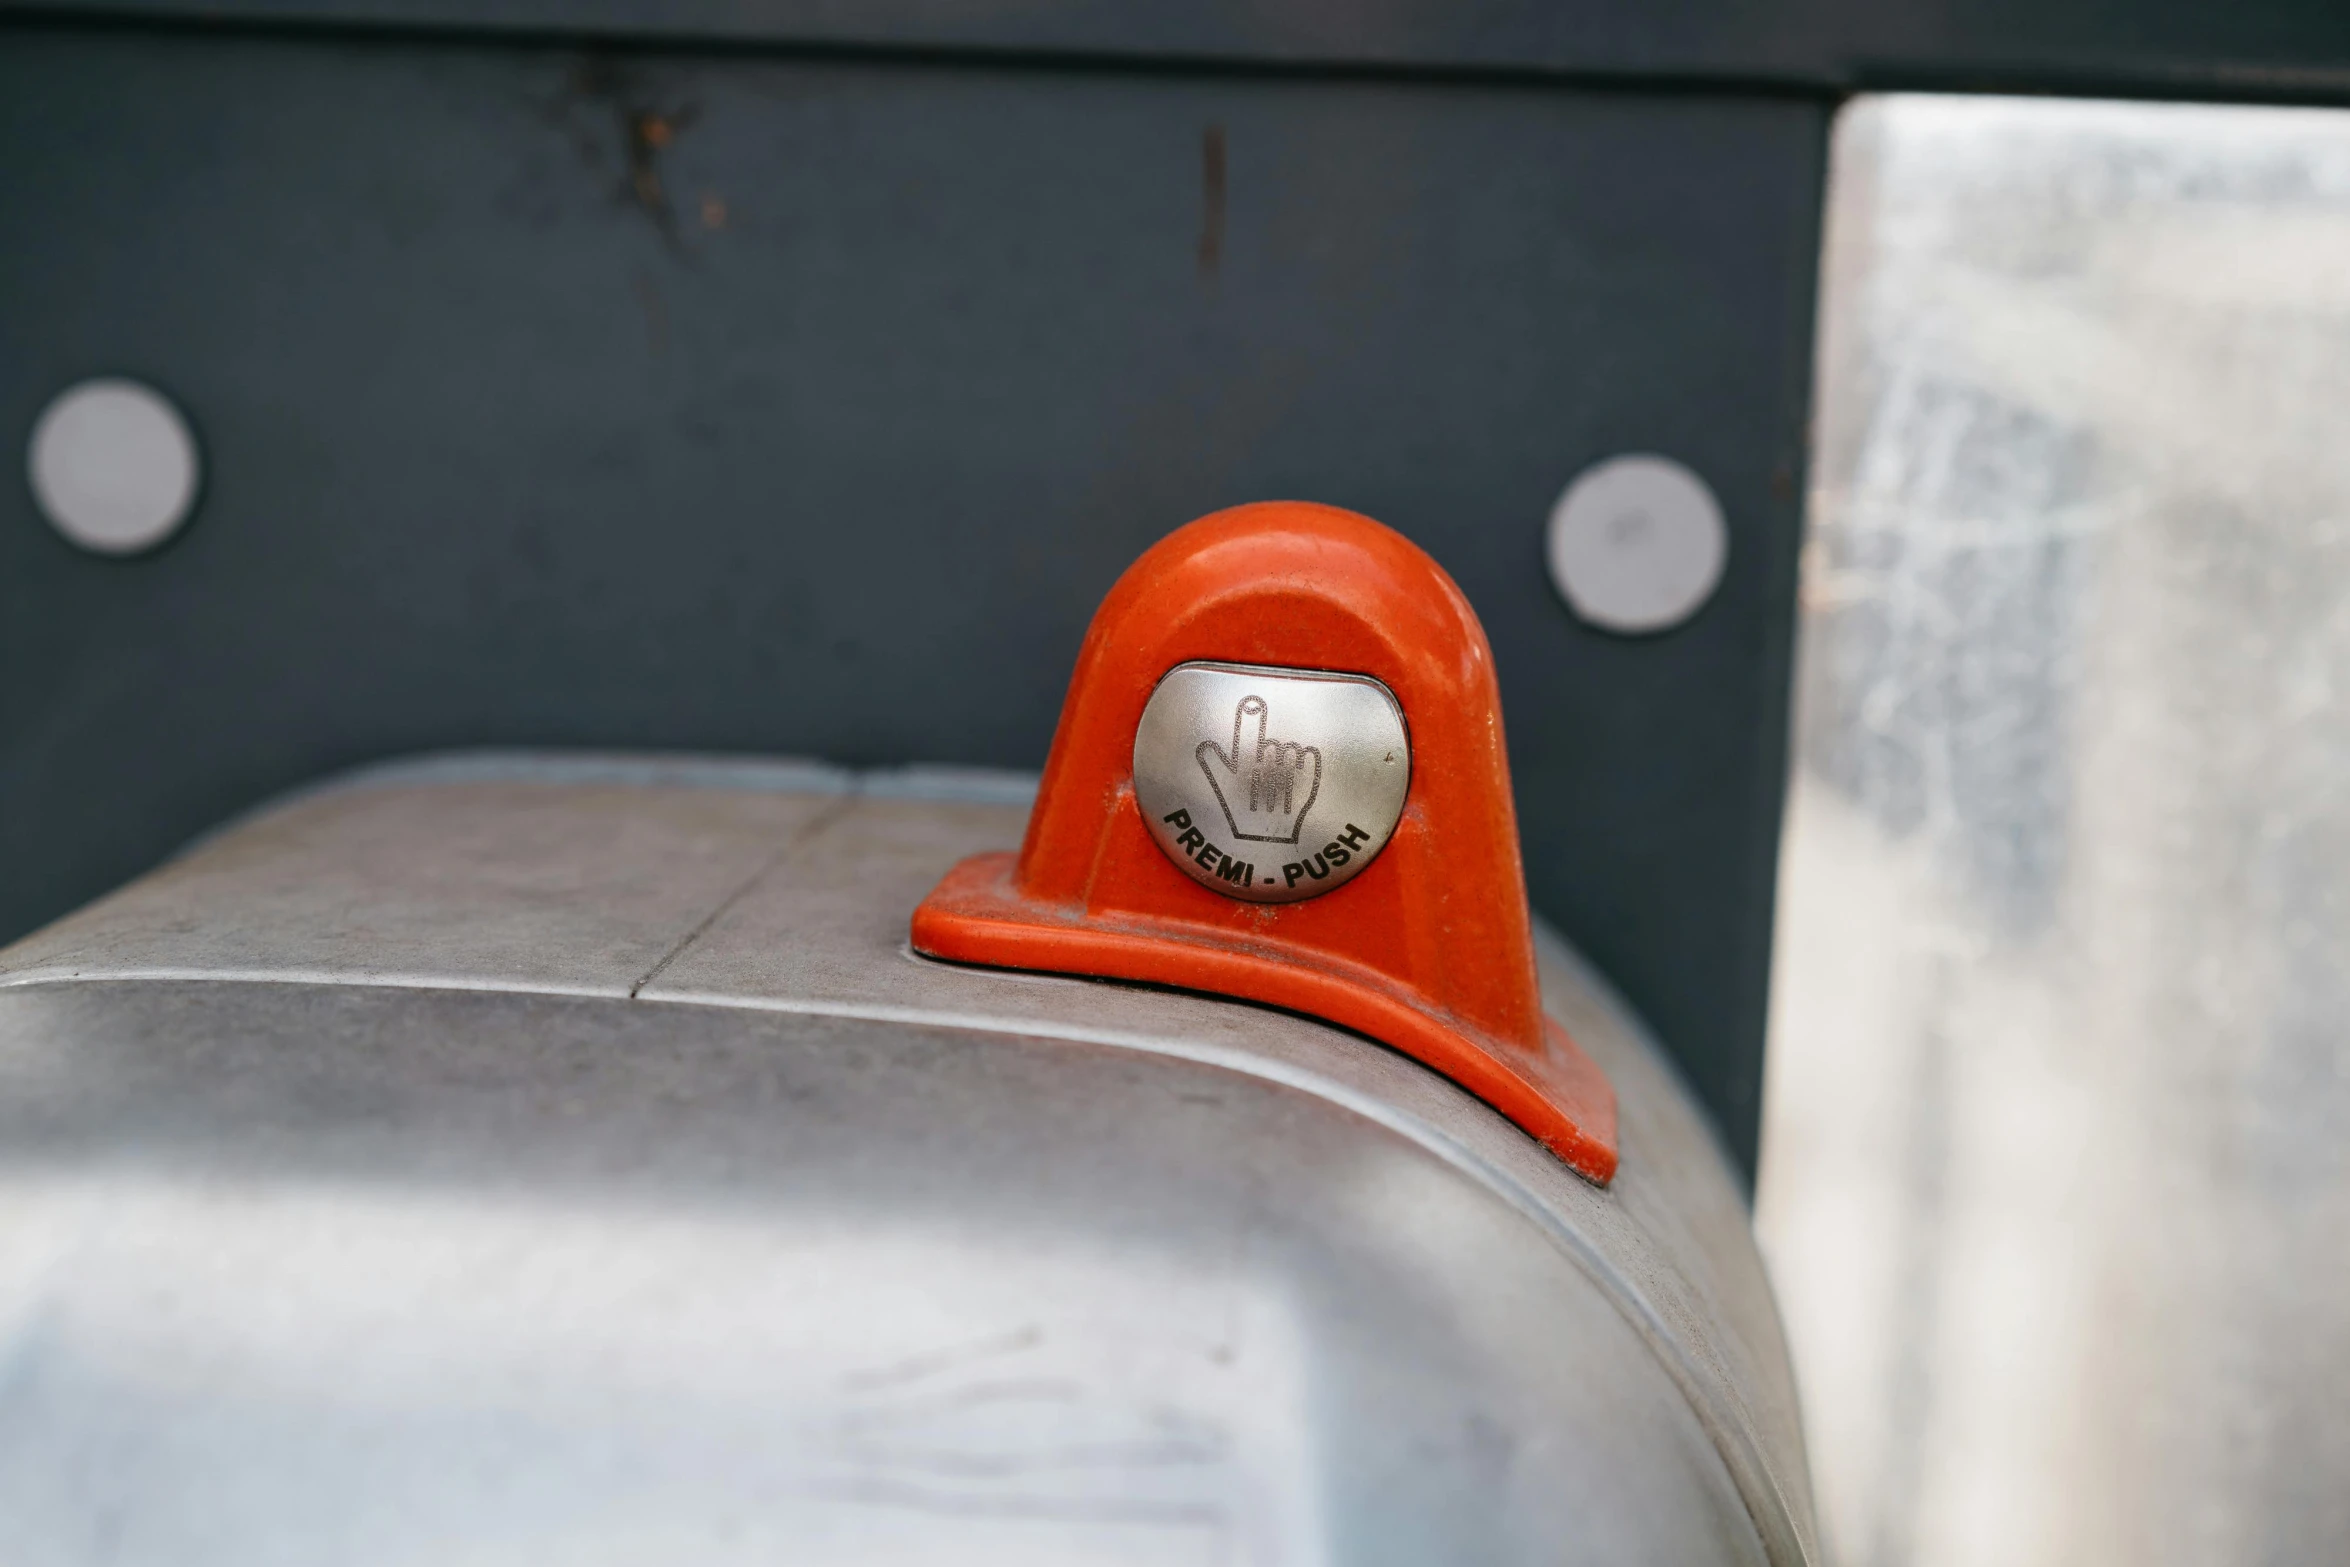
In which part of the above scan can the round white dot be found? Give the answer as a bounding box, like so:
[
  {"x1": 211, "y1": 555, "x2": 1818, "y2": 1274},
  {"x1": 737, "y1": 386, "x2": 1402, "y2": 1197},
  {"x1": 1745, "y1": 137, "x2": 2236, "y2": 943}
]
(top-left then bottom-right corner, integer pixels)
[
  {"x1": 27, "y1": 378, "x2": 202, "y2": 556},
  {"x1": 1545, "y1": 453, "x2": 1727, "y2": 635}
]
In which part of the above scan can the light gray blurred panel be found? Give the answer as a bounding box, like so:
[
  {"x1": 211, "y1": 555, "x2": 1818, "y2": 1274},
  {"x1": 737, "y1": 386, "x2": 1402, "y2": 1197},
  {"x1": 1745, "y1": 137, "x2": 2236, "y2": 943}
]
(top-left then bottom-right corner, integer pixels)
[
  {"x1": 1759, "y1": 94, "x2": 2350, "y2": 1567},
  {"x1": 0, "y1": 776, "x2": 844, "y2": 995}
]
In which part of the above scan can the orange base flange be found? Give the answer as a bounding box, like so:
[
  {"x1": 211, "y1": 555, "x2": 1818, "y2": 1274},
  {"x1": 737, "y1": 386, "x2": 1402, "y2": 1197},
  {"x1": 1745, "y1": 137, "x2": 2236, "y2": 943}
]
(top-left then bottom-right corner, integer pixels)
[
  {"x1": 910, "y1": 502, "x2": 1619, "y2": 1185},
  {"x1": 914, "y1": 845, "x2": 1618, "y2": 1180}
]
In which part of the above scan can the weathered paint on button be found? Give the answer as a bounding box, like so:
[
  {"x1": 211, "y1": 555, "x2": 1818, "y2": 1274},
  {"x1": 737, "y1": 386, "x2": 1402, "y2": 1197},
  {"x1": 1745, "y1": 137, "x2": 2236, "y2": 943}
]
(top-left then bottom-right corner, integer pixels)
[{"x1": 1133, "y1": 661, "x2": 1411, "y2": 904}]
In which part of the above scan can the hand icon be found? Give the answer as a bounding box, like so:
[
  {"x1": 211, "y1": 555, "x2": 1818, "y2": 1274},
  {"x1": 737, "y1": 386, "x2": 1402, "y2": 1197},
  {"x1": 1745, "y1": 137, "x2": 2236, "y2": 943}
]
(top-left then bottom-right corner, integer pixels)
[{"x1": 1196, "y1": 695, "x2": 1323, "y2": 844}]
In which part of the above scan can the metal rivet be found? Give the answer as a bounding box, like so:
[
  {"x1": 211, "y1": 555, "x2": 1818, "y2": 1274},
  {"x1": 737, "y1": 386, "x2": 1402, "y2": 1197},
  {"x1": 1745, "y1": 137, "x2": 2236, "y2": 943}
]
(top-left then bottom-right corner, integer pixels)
[
  {"x1": 1546, "y1": 453, "x2": 1726, "y2": 634},
  {"x1": 27, "y1": 378, "x2": 202, "y2": 556},
  {"x1": 1133, "y1": 661, "x2": 1412, "y2": 904}
]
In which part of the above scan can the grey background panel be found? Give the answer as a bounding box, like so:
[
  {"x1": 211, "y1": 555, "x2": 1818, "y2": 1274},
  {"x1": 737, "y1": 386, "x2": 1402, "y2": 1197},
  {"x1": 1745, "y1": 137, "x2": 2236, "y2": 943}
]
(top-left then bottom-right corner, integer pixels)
[
  {"x1": 0, "y1": 24, "x2": 1821, "y2": 1171},
  {"x1": 12, "y1": 0, "x2": 2350, "y2": 96}
]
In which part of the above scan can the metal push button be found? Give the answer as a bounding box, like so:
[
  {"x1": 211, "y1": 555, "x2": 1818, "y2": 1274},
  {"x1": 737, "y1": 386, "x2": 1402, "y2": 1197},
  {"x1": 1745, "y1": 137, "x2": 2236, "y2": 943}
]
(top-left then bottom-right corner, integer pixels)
[
  {"x1": 1133, "y1": 661, "x2": 1411, "y2": 904},
  {"x1": 911, "y1": 502, "x2": 1618, "y2": 1182}
]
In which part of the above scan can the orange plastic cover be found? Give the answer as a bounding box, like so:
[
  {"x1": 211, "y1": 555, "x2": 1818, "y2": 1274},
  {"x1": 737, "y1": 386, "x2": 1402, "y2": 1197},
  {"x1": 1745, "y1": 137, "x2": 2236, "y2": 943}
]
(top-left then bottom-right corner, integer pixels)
[{"x1": 910, "y1": 502, "x2": 1618, "y2": 1183}]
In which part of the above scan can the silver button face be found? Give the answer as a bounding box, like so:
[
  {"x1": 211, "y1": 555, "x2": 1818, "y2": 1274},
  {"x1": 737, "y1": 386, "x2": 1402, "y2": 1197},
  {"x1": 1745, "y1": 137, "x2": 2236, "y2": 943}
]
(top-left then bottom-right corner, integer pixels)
[{"x1": 1133, "y1": 661, "x2": 1411, "y2": 904}]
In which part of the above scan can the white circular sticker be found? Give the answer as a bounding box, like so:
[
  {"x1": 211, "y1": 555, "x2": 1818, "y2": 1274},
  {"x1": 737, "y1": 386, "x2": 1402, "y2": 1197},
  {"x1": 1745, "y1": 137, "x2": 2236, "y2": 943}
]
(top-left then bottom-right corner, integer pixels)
[
  {"x1": 27, "y1": 378, "x2": 202, "y2": 556},
  {"x1": 1546, "y1": 453, "x2": 1726, "y2": 634}
]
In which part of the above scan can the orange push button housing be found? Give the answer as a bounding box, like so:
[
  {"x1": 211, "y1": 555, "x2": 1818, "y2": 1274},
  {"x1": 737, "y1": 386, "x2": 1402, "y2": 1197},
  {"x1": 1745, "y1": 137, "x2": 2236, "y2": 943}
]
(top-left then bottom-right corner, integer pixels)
[{"x1": 910, "y1": 501, "x2": 1619, "y2": 1184}]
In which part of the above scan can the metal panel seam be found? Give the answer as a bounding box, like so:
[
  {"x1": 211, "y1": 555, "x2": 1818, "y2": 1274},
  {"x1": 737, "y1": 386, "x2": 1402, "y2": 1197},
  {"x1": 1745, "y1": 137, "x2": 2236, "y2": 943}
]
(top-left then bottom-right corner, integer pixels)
[{"x1": 624, "y1": 793, "x2": 860, "y2": 997}]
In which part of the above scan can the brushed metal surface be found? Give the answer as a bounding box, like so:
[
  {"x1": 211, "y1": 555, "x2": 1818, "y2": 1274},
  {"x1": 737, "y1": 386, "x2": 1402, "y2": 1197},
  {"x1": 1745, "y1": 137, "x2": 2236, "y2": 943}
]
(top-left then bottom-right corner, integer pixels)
[
  {"x1": 1132, "y1": 662, "x2": 1410, "y2": 904},
  {"x1": 0, "y1": 754, "x2": 1814, "y2": 1565},
  {"x1": 1761, "y1": 94, "x2": 2350, "y2": 1567}
]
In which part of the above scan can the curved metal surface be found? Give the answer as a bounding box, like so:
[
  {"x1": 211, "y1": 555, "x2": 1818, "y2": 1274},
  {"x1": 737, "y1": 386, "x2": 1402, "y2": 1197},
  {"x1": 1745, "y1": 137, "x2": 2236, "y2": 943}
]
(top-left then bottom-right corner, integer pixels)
[{"x1": 0, "y1": 756, "x2": 1814, "y2": 1563}]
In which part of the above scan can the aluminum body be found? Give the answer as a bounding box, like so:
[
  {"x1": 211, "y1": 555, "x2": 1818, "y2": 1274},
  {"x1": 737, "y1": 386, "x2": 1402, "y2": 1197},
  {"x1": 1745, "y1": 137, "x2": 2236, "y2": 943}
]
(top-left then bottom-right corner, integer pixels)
[
  {"x1": 0, "y1": 753, "x2": 1812, "y2": 1565},
  {"x1": 1762, "y1": 95, "x2": 2350, "y2": 1567},
  {"x1": 1133, "y1": 662, "x2": 1410, "y2": 902}
]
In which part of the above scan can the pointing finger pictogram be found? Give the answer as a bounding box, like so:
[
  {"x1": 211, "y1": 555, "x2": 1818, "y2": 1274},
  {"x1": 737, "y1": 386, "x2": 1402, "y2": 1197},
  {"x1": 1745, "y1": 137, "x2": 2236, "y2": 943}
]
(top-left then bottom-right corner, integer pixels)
[{"x1": 1196, "y1": 695, "x2": 1323, "y2": 844}]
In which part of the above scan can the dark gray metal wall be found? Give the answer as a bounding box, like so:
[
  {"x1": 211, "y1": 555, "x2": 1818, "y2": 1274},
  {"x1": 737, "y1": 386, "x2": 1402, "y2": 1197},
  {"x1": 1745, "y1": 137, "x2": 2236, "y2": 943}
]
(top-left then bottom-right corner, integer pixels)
[{"x1": 1, "y1": 22, "x2": 1822, "y2": 1172}]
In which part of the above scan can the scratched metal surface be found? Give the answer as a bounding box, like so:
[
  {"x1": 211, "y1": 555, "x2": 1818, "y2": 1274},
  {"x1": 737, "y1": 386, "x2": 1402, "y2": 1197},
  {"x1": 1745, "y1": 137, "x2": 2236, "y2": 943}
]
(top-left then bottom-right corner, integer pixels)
[
  {"x1": 1759, "y1": 95, "x2": 2350, "y2": 1567},
  {"x1": 0, "y1": 760, "x2": 1815, "y2": 1564}
]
